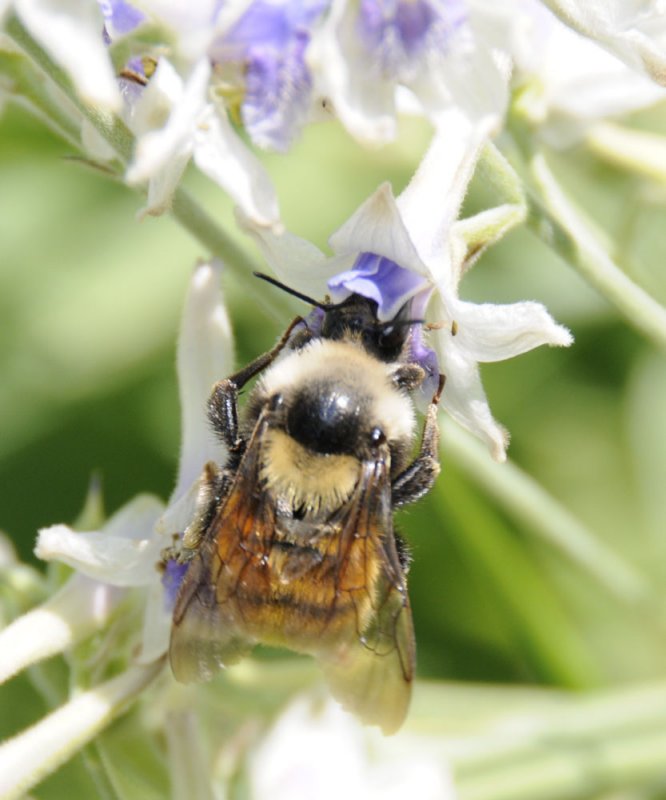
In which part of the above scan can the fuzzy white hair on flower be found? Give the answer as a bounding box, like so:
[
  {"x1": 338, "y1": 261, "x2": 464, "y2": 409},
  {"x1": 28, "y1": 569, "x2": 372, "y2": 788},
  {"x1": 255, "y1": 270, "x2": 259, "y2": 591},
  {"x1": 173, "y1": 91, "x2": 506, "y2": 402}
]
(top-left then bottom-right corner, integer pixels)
[
  {"x1": 540, "y1": 0, "x2": 666, "y2": 88},
  {"x1": 240, "y1": 111, "x2": 572, "y2": 461}
]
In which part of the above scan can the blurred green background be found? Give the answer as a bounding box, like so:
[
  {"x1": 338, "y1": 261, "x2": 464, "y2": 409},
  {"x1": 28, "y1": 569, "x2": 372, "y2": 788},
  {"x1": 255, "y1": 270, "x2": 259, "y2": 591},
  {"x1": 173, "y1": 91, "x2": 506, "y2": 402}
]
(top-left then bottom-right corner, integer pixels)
[{"x1": 2, "y1": 97, "x2": 666, "y2": 795}]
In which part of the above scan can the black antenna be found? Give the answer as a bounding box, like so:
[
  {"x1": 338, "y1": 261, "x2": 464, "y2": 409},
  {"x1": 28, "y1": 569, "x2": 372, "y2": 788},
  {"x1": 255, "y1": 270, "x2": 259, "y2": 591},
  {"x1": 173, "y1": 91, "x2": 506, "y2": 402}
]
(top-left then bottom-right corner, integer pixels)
[
  {"x1": 253, "y1": 272, "x2": 329, "y2": 309},
  {"x1": 253, "y1": 272, "x2": 357, "y2": 312}
]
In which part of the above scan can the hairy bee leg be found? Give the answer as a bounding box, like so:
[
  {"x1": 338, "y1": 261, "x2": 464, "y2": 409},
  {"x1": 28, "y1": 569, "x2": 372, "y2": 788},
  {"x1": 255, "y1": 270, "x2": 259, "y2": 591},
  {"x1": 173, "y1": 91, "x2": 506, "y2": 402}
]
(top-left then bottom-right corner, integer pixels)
[
  {"x1": 160, "y1": 462, "x2": 226, "y2": 565},
  {"x1": 180, "y1": 461, "x2": 226, "y2": 554},
  {"x1": 208, "y1": 315, "x2": 307, "y2": 451},
  {"x1": 391, "y1": 375, "x2": 445, "y2": 508}
]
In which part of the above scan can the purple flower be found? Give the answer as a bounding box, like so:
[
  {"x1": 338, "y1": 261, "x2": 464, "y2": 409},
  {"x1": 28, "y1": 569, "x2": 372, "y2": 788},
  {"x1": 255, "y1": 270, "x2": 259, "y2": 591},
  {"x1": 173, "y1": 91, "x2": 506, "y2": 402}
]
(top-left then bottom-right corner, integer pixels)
[
  {"x1": 356, "y1": 0, "x2": 467, "y2": 77},
  {"x1": 212, "y1": 0, "x2": 330, "y2": 151},
  {"x1": 162, "y1": 559, "x2": 190, "y2": 611},
  {"x1": 99, "y1": 0, "x2": 145, "y2": 37},
  {"x1": 328, "y1": 252, "x2": 429, "y2": 319}
]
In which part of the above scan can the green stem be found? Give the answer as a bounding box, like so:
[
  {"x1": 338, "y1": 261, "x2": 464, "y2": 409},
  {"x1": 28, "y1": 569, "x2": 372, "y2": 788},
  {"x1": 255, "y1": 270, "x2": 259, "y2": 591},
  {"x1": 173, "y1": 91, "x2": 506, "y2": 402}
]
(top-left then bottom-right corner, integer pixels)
[
  {"x1": 441, "y1": 417, "x2": 652, "y2": 607},
  {"x1": 529, "y1": 152, "x2": 666, "y2": 350},
  {"x1": 5, "y1": 14, "x2": 134, "y2": 162},
  {"x1": 451, "y1": 680, "x2": 666, "y2": 800},
  {"x1": 586, "y1": 122, "x2": 666, "y2": 184}
]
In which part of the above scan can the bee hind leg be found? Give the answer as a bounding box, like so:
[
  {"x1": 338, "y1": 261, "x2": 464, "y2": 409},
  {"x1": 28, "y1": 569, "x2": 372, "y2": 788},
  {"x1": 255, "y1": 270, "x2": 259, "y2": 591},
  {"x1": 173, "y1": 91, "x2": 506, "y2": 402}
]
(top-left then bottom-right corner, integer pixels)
[
  {"x1": 161, "y1": 461, "x2": 227, "y2": 566},
  {"x1": 391, "y1": 375, "x2": 445, "y2": 508}
]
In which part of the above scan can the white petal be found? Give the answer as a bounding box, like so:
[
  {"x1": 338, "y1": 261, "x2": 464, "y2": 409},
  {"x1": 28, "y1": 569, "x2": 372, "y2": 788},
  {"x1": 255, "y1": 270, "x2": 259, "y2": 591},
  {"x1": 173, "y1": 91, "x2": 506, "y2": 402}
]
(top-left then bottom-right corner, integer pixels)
[
  {"x1": 35, "y1": 494, "x2": 165, "y2": 586},
  {"x1": 172, "y1": 261, "x2": 233, "y2": 502},
  {"x1": 0, "y1": 531, "x2": 16, "y2": 567},
  {"x1": 136, "y1": 580, "x2": 171, "y2": 663},
  {"x1": 311, "y1": 0, "x2": 397, "y2": 145},
  {"x1": 432, "y1": 297, "x2": 509, "y2": 461},
  {"x1": 396, "y1": 112, "x2": 496, "y2": 274},
  {"x1": 237, "y1": 208, "x2": 335, "y2": 298},
  {"x1": 541, "y1": 0, "x2": 666, "y2": 86},
  {"x1": 15, "y1": 0, "x2": 121, "y2": 111},
  {"x1": 0, "y1": 661, "x2": 163, "y2": 800},
  {"x1": 329, "y1": 182, "x2": 429, "y2": 277},
  {"x1": 0, "y1": 575, "x2": 123, "y2": 685},
  {"x1": 411, "y1": 21, "x2": 509, "y2": 124},
  {"x1": 126, "y1": 58, "x2": 208, "y2": 187},
  {"x1": 80, "y1": 118, "x2": 117, "y2": 161},
  {"x1": 192, "y1": 103, "x2": 280, "y2": 229},
  {"x1": 452, "y1": 298, "x2": 573, "y2": 363}
]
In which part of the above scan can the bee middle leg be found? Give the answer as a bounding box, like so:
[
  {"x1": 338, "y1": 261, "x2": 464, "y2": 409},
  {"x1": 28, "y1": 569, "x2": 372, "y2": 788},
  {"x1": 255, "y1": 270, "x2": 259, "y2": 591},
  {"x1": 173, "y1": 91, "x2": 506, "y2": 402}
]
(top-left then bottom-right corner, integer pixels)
[{"x1": 391, "y1": 375, "x2": 445, "y2": 508}]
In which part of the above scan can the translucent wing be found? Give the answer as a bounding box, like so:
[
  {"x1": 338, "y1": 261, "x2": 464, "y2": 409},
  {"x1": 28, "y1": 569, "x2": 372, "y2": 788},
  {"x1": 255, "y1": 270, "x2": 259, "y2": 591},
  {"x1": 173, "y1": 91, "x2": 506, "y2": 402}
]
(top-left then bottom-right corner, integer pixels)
[
  {"x1": 169, "y1": 424, "x2": 272, "y2": 683},
  {"x1": 315, "y1": 457, "x2": 416, "y2": 735}
]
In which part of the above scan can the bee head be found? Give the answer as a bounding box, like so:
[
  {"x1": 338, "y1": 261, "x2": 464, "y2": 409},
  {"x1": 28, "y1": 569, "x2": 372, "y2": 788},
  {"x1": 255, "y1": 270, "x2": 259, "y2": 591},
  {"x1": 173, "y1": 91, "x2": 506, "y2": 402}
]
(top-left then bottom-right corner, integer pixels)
[{"x1": 253, "y1": 272, "x2": 422, "y2": 363}]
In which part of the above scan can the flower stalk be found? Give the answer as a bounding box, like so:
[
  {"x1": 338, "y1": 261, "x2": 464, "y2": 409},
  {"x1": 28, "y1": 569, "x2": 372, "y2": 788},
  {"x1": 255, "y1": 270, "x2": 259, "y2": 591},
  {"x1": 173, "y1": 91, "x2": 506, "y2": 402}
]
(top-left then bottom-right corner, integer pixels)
[
  {"x1": 0, "y1": 658, "x2": 164, "y2": 800},
  {"x1": 440, "y1": 416, "x2": 651, "y2": 606}
]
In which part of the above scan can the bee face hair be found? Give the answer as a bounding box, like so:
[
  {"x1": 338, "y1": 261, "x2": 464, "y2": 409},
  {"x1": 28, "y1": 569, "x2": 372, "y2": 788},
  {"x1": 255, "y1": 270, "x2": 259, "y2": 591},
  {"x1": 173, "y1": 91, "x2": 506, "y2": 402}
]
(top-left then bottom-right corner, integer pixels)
[{"x1": 258, "y1": 339, "x2": 415, "y2": 452}]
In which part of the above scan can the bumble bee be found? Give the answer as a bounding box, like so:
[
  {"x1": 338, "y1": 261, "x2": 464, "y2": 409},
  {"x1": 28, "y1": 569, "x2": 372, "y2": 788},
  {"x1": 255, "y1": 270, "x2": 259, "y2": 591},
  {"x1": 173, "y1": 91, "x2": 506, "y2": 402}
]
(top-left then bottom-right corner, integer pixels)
[{"x1": 168, "y1": 274, "x2": 444, "y2": 734}]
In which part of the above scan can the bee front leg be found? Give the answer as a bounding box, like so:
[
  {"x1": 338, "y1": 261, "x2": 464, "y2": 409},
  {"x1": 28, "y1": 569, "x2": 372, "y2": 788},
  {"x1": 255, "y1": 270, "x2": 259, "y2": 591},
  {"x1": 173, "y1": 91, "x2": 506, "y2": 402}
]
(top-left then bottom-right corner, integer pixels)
[
  {"x1": 391, "y1": 375, "x2": 445, "y2": 508},
  {"x1": 208, "y1": 316, "x2": 307, "y2": 453}
]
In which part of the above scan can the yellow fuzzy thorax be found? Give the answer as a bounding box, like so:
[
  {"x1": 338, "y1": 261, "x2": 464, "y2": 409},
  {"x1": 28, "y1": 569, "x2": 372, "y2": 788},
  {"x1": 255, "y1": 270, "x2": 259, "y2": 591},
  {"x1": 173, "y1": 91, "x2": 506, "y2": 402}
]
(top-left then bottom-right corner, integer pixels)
[{"x1": 260, "y1": 428, "x2": 360, "y2": 516}]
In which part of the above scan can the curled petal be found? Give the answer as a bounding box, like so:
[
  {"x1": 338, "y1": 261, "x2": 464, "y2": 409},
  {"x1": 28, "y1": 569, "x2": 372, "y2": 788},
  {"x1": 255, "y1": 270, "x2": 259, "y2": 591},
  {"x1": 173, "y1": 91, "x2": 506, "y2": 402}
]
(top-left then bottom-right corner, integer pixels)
[
  {"x1": 126, "y1": 58, "x2": 208, "y2": 211},
  {"x1": 173, "y1": 261, "x2": 233, "y2": 503},
  {"x1": 137, "y1": 580, "x2": 172, "y2": 663},
  {"x1": 35, "y1": 495, "x2": 165, "y2": 587},
  {"x1": 432, "y1": 297, "x2": 508, "y2": 461},
  {"x1": 452, "y1": 299, "x2": 573, "y2": 363}
]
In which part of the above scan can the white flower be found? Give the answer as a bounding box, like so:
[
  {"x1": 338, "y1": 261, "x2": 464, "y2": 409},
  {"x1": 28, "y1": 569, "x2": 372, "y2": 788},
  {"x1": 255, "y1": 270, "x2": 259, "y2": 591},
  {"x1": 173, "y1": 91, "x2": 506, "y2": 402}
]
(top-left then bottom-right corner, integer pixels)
[
  {"x1": 0, "y1": 262, "x2": 234, "y2": 797},
  {"x1": 35, "y1": 261, "x2": 233, "y2": 660},
  {"x1": 311, "y1": 0, "x2": 509, "y2": 144},
  {"x1": 251, "y1": 692, "x2": 457, "y2": 800},
  {"x1": 125, "y1": 57, "x2": 280, "y2": 226},
  {"x1": 240, "y1": 111, "x2": 572, "y2": 461},
  {"x1": 503, "y1": 0, "x2": 666, "y2": 147},
  {"x1": 540, "y1": 0, "x2": 666, "y2": 87},
  {"x1": 8, "y1": 0, "x2": 121, "y2": 111}
]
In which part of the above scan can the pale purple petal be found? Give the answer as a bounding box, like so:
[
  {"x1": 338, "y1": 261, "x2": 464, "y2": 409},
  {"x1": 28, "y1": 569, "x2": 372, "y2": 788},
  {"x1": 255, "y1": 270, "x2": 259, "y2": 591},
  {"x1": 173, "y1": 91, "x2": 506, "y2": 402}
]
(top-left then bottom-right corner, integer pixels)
[
  {"x1": 212, "y1": 0, "x2": 329, "y2": 150},
  {"x1": 162, "y1": 559, "x2": 189, "y2": 610},
  {"x1": 328, "y1": 252, "x2": 429, "y2": 319},
  {"x1": 99, "y1": 0, "x2": 145, "y2": 36}
]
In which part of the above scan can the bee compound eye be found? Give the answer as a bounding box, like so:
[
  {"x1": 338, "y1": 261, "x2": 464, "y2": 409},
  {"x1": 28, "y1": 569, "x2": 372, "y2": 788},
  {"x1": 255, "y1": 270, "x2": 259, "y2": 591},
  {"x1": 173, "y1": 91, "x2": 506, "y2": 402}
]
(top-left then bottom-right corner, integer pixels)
[
  {"x1": 269, "y1": 393, "x2": 284, "y2": 411},
  {"x1": 370, "y1": 427, "x2": 386, "y2": 447}
]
